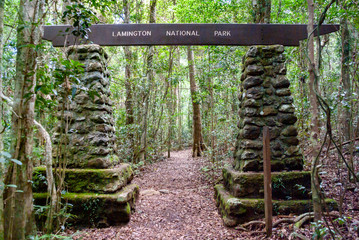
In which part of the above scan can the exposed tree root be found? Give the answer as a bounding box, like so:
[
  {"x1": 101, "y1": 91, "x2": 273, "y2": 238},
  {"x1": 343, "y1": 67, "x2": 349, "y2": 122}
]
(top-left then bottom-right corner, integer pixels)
[
  {"x1": 235, "y1": 212, "x2": 340, "y2": 233},
  {"x1": 289, "y1": 232, "x2": 309, "y2": 240},
  {"x1": 273, "y1": 218, "x2": 295, "y2": 227}
]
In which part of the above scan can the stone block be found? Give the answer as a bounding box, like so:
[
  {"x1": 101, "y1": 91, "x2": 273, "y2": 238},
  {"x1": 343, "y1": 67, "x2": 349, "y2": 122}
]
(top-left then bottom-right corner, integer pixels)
[
  {"x1": 246, "y1": 65, "x2": 264, "y2": 76},
  {"x1": 33, "y1": 164, "x2": 133, "y2": 193},
  {"x1": 34, "y1": 183, "x2": 139, "y2": 228},
  {"x1": 223, "y1": 167, "x2": 311, "y2": 199},
  {"x1": 214, "y1": 184, "x2": 337, "y2": 227},
  {"x1": 243, "y1": 76, "x2": 263, "y2": 89}
]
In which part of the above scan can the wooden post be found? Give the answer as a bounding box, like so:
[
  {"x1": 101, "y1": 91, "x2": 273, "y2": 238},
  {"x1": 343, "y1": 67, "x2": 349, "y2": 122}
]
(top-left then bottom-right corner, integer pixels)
[{"x1": 263, "y1": 126, "x2": 272, "y2": 237}]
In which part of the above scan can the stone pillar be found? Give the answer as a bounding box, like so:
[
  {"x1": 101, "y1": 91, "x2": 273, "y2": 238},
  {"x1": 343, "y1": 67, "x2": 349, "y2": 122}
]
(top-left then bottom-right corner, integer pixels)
[
  {"x1": 53, "y1": 44, "x2": 119, "y2": 169},
  {"x1": 234, "y1": 45, "x2": 303, "y2": 172},
  {"x1": 214, "y1": 45, "x2": 337, "y2": 227},
  {"x1": 34, "y1": 45, "x2": 138, "y2": 227}
]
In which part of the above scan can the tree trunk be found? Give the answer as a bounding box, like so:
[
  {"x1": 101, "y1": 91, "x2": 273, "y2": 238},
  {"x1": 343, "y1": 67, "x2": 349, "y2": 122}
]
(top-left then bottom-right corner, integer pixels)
[
  {"x1": 340, "y1": 16, "x2": 351, "y2": 142},
  {"x1": 124, "y1": 0, "x2": 134, "y2": 126},
  {"x1": 0, "y1": 0, "x2": 5, "y2": 238},
  {"x1": 307, "y1": 0, "x2": 322, "y2": 222},
  {"x1": 187, "y1": 46, "x2": 205, "y2": 157},
  {"x1": 252, "y1": 0, "x2": 271, "y2": 23},
  {"x1": 138, "y1": 0, "x2": 156, "y2": 162},
  {"x1": 3, "y1": 0, "x2": 44, "y2": 239}
]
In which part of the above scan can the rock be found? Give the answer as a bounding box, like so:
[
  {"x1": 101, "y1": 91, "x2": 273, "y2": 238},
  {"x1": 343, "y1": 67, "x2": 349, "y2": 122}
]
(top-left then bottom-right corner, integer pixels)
[
  {"x1": 243, "y1": 117, "x2": 264, "y2": 126},
  {"x1": 282, "y1": 136, "x2": 299, "y2": 145},
  {"x1": 281, "y1": 126, "x2": 298, "y2": 136},
  {"x1": 244, "y1": 57, "x2": 258, "y2": 66},
  {"x1": 87, "y1": 61, "x2": 103, "y2": 72},
  {"x1": 241, "y1": 150, "x2": 259, "y2": 160},
  {"x1": 264, "y1": 66, "x2": 274, "y2": 76},
  {"x1": 281, "y1": 96, "x2": 294, "y2": 104},
  {"x1": 242, "y1": 125, "x2": 261, "y2": 139},
  {"x1": 83, "y1": 72, "x2": 103, "y2": 84},
  {"x1": 246, "y1": 65, "x2": 264, "y2": 76},
  {"x1": 260, "y1": 106, "x2": 278, "y2": 116},
  {"x1": 278, "y1": 113, "x2": 297, "y2": 124},
  {"x1": 243, "y1": 99, "x2": 261, "y2": 108},
  {"x1": 243, "y1": 76, "x2": 263, "y2": 89},
  {"x1": 275, "y1": 88, "x2": 291, "y2": 96},
  {"x1": 246, "y1": 87, "x2": 264, "y2": 99},
  {"x1": 274, "y1": 63, "x2": 287, "y2": 74},
  {"x1": 141, "y1": 189, "x2": 160, "y2": 196},
  {"x1": 285, "y1": 146, "x2": 299, "y2": 156},
  {"x1": 242, "y1": 140, "x2": 262, "y2": 149},
  {"x1": 279, "y1": 104, "x2": 295, "y2": 113},
  {"x1": 246, "y1": 47, "x2": 258, "y2": 57},
  {"x1": 242, "y1": 107, "x2": 258, "y2": 117},
  {"x1": 274, "y1": 45, "x2": 285, "y2": 53},
  {"x1": 272, "y1": 75, "x2": 290, "y2": 88}
]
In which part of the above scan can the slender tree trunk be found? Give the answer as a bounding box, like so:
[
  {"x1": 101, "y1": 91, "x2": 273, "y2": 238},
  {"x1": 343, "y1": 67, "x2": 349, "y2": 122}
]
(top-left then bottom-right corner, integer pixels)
[
  {"x1": 208, "y1": 49, "x2": 215, "y2": 161},
  {"x1": 178, "y1": 82, "x2": 182, "y2": 150},
  {"x1": 3, "y1": 0, "x2": 44, "y2": 239},
  {"x1": 166, "y1": 48, "x2": 174, "y2": 158},
  {"x1": 138, "y1": 0, "x2": 156, "y2": 161},
  {"x1": 187, "y1": 46, "x2": 205, "y2": 157},
  {"x1": 0, "y1": 0, "x2": 5, "y2": 238},
  {"x1": 340, "y1": 16, "x2": 351, "y2": 142},
  {"x1": 252, "y1": 0, "x2": 271, "y2": 23},
  {"x1": 124, "y1": 0, "x2": 134, "y2": 126},
  {"x1": 307, "y1": 0, "x2": 322, "y2": 222}
]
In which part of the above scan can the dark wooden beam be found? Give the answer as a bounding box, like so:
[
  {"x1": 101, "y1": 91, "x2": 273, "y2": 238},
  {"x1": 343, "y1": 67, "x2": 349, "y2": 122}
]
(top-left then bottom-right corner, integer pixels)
[{"x1": 42, "y1": 24, "x2": 339, "y2": 47}]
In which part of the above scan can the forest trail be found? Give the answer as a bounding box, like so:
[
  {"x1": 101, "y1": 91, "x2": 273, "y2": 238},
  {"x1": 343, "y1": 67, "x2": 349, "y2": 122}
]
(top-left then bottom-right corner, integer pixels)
[{"x1": 76, "y1": 149, "x2": 239, "y2": 239}]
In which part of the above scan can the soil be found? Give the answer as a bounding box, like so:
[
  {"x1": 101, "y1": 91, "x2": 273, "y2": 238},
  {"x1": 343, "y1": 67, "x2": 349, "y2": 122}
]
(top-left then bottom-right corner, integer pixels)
[
  {"x1": 72, "y1": 149, "x2": 240, "y2": 239},
  {"x1": 68, "y1": 149, "x2": 359, "y2": 240}
]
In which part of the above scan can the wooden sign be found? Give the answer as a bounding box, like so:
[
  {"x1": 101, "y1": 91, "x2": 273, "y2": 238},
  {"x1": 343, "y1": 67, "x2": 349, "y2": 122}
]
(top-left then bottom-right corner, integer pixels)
[{"x1": 43, "y1": 24, "x2": 339, "y2": 47}]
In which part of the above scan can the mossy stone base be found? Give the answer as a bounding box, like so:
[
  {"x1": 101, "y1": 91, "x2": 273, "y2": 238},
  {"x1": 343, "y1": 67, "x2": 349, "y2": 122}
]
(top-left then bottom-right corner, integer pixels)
[
  {"x1": 214, "y1": 184, "x2": 337, "y2": 227},
  {"x1": 223, "y1": 166, "x2": 311, "y2": 199},
  {"x1": 34, "y1": 183, "x2": 139, "y2": 227},
  {"x1": 33, "y1": 164, "x2": 133, "y2": 193}
]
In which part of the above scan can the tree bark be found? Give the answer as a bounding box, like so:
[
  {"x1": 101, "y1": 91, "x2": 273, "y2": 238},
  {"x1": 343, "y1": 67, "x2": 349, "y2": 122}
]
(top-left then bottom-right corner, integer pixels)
[
  {"x1": 138, "y1": 0, "x2": 156, "y2": 162},
  {"x1": 123, "y1": 0, "x2": 134, "y2": 126},
  {"x1": 3, "y1": 0, "x2": 44, "y2": 238},
  {"x1": 307, "y1": 0, "x2": 322, "y2": 222},
  {"x1": 339, "y1": 16, "x2": 351, "y2": 142},
  {"x1": 252, "y1": 0, "x2": 271, "y2": 23},
  {"x1": 187, "y1": 46, "x2": 205, "y2": 157},
  {"x1": 0, "y1": 0, "x2": 5, "y2": 238}
]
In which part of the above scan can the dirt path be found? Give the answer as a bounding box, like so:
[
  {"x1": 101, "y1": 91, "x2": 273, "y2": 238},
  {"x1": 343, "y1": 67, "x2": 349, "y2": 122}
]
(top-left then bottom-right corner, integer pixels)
[{"x1": 76, "y1": 149, "x2": 239, "y2": 239}]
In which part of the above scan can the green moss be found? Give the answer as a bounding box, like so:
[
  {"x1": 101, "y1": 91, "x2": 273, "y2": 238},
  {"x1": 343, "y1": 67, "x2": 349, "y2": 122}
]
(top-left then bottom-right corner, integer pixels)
[
  {"x1": 125, "y1": 202, "x2": 131, "y2": 215},
  {"x1": 223, "y1": 166, "x2": 311, "y2": 199},
  {"x1": 33, "y1": 164, "x2": 133, "y2": 194},
  {"x1": 33, "y1": 183, "x2": 139, "y2": 227},
  {"x1": 215, "y1": 183, "x2": 338, "y2": 227}
]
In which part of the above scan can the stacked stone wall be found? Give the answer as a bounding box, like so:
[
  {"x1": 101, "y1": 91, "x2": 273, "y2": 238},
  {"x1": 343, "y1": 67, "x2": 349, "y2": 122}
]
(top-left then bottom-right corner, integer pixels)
[
  {"x1": 53, "y1": 45, "x2": 118, "y2": 169},
  {"x1": 234, "y1": 45, "x2": 303, "y2": 172}
]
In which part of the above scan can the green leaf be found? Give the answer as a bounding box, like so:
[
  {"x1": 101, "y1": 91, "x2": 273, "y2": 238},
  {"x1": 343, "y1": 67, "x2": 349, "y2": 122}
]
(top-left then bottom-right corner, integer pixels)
[
  {"x1": 11, "y1": 159, "x2": 23, "y2": 165},
  {"x1": 6, "y1": 184, "x2": 17, "y2": 188},
  {"x1": 1, "y1": 151, "x2": 12, "y2": 158}
]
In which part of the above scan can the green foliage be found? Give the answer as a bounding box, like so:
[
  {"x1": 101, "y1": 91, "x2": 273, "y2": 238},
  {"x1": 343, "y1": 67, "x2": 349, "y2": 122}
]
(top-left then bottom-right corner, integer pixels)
[
  {"x1": 62, "y1": 0, "x2": 99, "y2": 39},
  {"x1": 311, "y1": 220, "x2": 335, "y2": 240}
]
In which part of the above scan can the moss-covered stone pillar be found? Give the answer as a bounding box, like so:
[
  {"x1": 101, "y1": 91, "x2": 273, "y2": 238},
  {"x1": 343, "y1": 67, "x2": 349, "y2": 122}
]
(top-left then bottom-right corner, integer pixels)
[
  {"x1": 234, "y1": 45, "x2": 303, "y2": 172},
  {"x1": 35, "y1": 45, "x2": 138, "y2": 227},
  {"x1": 215, "y1": 45, "x2": 337, "y2": 227},
  {"x1": 53, "y1": 44, "x2": 119, "y2": 169}
]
